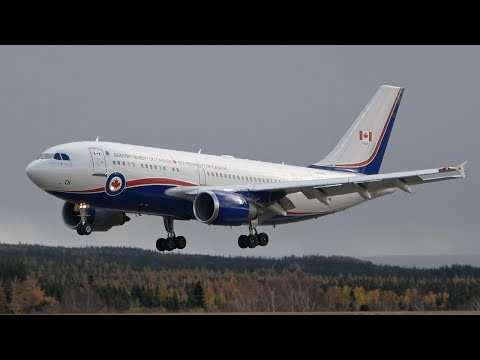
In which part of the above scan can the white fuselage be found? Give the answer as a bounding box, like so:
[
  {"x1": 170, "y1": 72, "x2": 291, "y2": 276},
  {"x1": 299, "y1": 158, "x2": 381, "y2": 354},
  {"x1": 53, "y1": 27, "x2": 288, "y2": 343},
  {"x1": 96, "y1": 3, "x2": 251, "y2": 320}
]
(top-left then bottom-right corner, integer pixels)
[{"x1": 26, "y1": 141, "x2": 370, "y2": 225}]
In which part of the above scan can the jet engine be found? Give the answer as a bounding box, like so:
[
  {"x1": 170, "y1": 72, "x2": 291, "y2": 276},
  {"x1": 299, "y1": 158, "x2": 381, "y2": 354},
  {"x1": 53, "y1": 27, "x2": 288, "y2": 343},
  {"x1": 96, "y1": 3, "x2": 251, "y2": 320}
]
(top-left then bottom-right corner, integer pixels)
[{"x1": 193, "y1": 191, "x2": 257, "y2": 226}]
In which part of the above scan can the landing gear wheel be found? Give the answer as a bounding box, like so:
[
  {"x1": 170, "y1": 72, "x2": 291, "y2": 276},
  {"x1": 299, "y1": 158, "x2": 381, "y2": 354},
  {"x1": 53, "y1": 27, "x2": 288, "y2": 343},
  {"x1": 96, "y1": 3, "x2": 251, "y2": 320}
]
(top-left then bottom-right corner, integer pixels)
[
  {"x1": 165, "y1": 237, "x2": 176, "y2": 251},
  {"x1": 238, "y1": 235, "x2": 248, "y2": 249},
  {"x1": 156, "y1": 238, "x2": 166, "y2": 252},
  {"x1": 258, "y1": 233, "x2": 269, "y2": 246},
  {"x1": 77, "y1": 225, "x2": 85, "y2": 236},
  {"x1": 175, "y1": 236, "x2": 187, "y2": 250},
  {"x1": 83, "y1": 224, "x2": 92, "y2": 236},
  {"x1": 247, "y1": 234, "x2": 258, "y2": 248}
]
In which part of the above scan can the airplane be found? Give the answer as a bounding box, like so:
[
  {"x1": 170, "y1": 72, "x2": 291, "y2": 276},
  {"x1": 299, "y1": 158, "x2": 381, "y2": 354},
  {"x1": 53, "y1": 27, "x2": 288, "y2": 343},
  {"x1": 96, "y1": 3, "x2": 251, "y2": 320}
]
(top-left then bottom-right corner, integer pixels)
[{"x1": 26, "y1": 85, "x2": 467, "y2": 252}]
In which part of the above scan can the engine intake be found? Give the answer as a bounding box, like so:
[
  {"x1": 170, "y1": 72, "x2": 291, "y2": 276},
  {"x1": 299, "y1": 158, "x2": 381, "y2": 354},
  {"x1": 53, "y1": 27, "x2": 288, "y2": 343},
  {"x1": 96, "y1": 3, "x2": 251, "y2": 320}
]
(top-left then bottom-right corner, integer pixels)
[
  {"x1": 62, "y1": 202, "x2": 130, "y2": 232},
  {"x1": 193, "y1": 191, "x2": 257, "y2": 226}
]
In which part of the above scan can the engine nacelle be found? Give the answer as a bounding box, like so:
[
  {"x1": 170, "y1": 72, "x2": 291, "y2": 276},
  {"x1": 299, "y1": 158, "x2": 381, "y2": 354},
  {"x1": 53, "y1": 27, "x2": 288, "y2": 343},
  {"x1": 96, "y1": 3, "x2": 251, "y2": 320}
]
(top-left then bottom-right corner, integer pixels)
[
  {"x1": 193, "y1": 191, "x2": 257, "y2": 226},
  {"x1": 62, "y1": 202, "x2": 130, "y2": 232}
]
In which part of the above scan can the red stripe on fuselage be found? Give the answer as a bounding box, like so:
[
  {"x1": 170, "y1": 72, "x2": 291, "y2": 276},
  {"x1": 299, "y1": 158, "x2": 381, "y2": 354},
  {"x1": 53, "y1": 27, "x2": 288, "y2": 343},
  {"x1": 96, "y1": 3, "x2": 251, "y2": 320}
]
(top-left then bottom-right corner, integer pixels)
[
  {"x1": 334, "y1": 88, "x2": 402, "y2": 168},
  {"x1": 68, "y1": 187, "x2": 105, "y2": 193},
  {"x1": 65, "y1": 177, "x2": 197, "y2": 194},
  {"x1": 126, "y1": 178, "x2": 197, "y2": 187},
  {"x1": 287, "y1": 211, "x2": 324, "y2": 215}
]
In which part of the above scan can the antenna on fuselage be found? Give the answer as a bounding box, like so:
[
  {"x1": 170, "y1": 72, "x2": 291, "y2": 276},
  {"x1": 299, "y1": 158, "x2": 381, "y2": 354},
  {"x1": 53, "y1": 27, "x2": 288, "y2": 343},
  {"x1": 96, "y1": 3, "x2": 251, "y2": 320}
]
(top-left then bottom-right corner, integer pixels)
[
  {"x1": 198, "y1": 149, "x2": 202, "y2": 154},
  {"x1": 95, "y1": 136, "x2": 99, "y2": 142}
]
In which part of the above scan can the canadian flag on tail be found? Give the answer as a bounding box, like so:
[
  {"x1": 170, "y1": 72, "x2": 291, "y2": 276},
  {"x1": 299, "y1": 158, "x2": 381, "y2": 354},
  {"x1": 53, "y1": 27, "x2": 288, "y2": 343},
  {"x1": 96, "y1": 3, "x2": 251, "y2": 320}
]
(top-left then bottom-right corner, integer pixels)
[{"x1": 359, "y1": 131, "x2": 372, "y2": 142}]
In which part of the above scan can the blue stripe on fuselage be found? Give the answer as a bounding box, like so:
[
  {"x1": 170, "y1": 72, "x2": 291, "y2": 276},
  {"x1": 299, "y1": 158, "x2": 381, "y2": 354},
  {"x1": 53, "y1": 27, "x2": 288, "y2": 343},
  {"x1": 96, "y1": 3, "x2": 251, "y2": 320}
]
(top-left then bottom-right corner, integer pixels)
[
  {"x1": 48, "y1": 185, "x2": 195, "y2": 219},
  {"x1": 48, "y1": 185, "x2": 334, "y2": 225}
]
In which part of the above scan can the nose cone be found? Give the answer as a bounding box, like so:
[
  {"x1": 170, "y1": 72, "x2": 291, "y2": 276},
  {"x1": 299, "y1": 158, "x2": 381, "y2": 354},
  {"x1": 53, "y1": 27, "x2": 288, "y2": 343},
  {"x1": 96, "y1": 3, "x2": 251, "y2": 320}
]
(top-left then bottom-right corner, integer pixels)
[{"x1": 26, "y1": 160, "x2": 45, "y2": 188}]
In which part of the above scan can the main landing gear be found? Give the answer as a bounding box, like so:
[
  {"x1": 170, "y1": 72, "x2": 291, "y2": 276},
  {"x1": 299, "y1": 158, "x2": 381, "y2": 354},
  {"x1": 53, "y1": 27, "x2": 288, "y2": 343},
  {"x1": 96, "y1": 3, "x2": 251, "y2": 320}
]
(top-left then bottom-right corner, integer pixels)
[
  {"x1": 156, "y1": 217, "x2": 187, "y2": 252},
  {"x1": 238, "y1": 225, "x2": 269, "y2": 249},
  {"x1": 76, "y1": 202, "x2": 92, "y2": 236}
]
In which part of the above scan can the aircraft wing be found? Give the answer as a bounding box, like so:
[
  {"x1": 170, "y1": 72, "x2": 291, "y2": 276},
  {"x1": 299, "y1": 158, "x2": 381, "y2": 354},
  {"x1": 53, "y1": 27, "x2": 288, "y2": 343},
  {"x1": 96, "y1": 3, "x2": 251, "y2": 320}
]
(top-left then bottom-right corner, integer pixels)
[{"x1": 165, "y1": 162, "x2": 467, "y2": 210}]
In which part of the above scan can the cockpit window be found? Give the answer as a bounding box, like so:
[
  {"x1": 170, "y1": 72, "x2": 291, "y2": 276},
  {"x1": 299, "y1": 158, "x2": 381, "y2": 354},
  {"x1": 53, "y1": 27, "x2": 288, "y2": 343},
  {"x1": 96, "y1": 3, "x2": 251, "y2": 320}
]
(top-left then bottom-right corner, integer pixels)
[
  {"x1": 54, "y1": 153, "x2": 61, "y2": 160},
  {"x1": 61, "y1": 153, "x2": 70, "y2": 161},
  {"x1": 38, "y1": 153, "x2": 54, "y2": 160}
]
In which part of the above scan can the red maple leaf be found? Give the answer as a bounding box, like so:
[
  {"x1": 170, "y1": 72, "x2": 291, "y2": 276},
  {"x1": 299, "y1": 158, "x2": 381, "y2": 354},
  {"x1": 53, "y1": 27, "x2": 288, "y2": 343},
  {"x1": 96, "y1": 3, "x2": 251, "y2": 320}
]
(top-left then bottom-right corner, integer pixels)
[{"x1": 111, "y1": 178, "x2": 121, "y2": 189}]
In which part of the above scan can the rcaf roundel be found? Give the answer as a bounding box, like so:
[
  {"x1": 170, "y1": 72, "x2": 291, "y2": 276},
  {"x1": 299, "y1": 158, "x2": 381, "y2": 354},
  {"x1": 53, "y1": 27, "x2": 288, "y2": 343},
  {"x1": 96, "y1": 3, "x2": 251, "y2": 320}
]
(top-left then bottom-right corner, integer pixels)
[{"x1": 105, "y1": 172, "x2": 126, "y2": 196}]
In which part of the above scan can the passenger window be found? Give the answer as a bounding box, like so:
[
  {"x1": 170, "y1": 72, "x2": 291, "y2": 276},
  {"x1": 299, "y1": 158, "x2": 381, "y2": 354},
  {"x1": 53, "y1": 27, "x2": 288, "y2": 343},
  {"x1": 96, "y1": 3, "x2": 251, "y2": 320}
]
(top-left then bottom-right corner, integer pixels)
[
  {"x1": 113, "y1": 160, "x2": 116, "y2": 165},
  {"x1": 61, "y1": 153, "x2": 70, "y2": 161},
  {"x1": 127, "y1": 162, "x2": 130, "y2": 166},
  {"x1": 172, "y1": 167, "x2": 175, "y2": 172},
  {"x1": 250, "y1": 177, "x2": 253, "y2": 181},
  {"x1": 241, "y1": 176, "x2": 244, "y2": 180},
  {"x1": 54, "y1": 153, "x2": 61, "y2": 160},
  {"x1": 155, "y1": 165, "x2": 157, "y2": 170},
  {"x1": 177, "y1": 168, "x2": 179, "y2": 172},
  {"x1": 123, "y1": 161, "x2": 126, "y2": 166},
  {"x1": 105, "y1": 151, "x2": 110, "y2": 156},
  {"x1": 150, "y1": 165, "x2": 153, "y2": 169}
]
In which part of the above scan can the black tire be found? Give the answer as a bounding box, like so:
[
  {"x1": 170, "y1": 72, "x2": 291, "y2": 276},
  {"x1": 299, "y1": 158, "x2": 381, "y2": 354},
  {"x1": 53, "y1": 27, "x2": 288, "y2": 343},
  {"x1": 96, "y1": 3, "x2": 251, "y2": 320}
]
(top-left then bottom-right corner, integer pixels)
[
  {"x1": 83, "y1": 224, "x2": 93, "y2": 235},
  {"x1": 238, "y1": 235, "x2": 248, "y2": 249},
  {"x1": 258, "y1": 233, "x2": 269, "y2": 246},
  {"x1": 175, "y1": 236, "x2": 187, "y2": 249},
  {"x1": 77, "y1": 225, "x2": 85, "y2": 235},
  {"x1": 247, "y1": 234, "x2": 258, "y2": 248},
  {"x1": 156, "y1": 238, "x2": 166, "y2": 252},
  {"x1": 165, "y1": 237, "x2": 176, "y2": 251}
]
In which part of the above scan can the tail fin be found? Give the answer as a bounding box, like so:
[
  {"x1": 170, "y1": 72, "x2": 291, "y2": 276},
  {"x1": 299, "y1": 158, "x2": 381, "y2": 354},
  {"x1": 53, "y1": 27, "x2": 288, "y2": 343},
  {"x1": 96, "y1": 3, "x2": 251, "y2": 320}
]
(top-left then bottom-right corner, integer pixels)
[{"x1": 310, "y1": 85, "x2": 404, "y2": 175}]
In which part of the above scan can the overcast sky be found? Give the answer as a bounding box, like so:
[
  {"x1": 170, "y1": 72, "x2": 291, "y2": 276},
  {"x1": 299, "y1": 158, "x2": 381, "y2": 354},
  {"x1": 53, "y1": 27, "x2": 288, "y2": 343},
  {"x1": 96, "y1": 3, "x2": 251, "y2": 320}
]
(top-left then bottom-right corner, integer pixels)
[{"x1": 0, "y1": 45, "x2": 477, "y2": 258}]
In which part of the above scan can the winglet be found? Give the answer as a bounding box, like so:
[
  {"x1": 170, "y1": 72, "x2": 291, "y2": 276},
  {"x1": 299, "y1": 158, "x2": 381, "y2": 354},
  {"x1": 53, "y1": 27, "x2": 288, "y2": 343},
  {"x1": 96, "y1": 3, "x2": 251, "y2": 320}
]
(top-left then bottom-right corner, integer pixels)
[{"x1": 457, "y1": 161, "x2": 468, "y2": 178}]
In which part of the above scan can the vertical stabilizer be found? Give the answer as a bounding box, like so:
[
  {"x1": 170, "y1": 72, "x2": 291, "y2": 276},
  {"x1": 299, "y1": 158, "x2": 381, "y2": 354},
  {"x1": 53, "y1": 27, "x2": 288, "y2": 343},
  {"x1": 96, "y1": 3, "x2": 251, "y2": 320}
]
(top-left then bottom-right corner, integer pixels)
[{"x1": 310, "y1": 85, "x2": 404, "y2": 174}]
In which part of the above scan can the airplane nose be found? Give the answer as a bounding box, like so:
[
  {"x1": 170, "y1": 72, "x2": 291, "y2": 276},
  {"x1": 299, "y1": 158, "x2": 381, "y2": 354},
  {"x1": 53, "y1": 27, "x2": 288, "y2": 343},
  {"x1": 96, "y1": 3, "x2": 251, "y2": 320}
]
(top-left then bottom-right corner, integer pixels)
[{"x1": 26, "y1": 161, "x2": 43, "y2": 187}]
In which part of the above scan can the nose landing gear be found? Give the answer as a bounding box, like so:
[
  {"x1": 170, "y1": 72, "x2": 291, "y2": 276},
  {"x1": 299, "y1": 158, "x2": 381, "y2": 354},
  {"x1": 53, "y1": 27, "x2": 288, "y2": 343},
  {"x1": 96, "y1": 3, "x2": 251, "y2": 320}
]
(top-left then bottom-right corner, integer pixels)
[{"x1": 76, "y1": 202, "x2": 92, "y2": 236}]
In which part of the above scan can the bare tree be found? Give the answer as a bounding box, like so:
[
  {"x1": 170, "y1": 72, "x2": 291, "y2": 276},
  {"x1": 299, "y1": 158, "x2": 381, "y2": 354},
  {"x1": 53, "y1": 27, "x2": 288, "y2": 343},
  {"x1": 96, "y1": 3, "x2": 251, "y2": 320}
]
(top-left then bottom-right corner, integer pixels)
[{"x1": 470, "y1": 297, "x2": 480, "y2": 311}]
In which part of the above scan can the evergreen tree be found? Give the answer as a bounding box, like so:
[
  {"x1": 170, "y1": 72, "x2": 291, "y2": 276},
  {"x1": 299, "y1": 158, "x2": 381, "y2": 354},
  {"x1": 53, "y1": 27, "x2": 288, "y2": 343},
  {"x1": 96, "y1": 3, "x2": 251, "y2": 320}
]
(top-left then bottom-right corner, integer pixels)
[
  {"x1": 193, "y1": 281, "x2": 205, "y2": 308},
  {"x1": 0, "y1": 282, "x2": 9, "y2": 314}
]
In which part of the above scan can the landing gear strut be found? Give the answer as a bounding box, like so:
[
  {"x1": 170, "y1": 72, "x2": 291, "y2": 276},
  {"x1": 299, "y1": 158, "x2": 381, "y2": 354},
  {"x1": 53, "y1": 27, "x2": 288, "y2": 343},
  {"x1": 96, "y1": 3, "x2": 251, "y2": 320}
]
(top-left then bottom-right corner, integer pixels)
[
  {"x1": 237, "y1": 222, "x2": 269, "y2": 249},
  {"x1": 156, "y1": 216, "x2": 187, "y2": 252},
  {"x1": 76, "y1": 202, "x2": 92, "y2": 236}
]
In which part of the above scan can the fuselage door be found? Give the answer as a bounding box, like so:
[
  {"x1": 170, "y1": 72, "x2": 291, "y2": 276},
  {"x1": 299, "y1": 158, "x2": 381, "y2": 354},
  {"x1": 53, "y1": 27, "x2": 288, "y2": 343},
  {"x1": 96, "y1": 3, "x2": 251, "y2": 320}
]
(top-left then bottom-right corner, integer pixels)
[
  {"x1": 89, "y1": 148, "x2": 107, "y2": 176},
  {"x1": 197, "y1": 166, "x2": 206, "y2": 186}
]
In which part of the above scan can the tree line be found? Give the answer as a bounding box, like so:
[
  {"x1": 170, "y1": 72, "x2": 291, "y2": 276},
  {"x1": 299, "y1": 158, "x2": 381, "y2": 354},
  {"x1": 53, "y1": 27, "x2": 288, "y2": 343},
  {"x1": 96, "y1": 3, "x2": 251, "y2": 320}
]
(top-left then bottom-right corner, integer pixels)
[{"x1": 1, "y1": 243, "x2": 480, "y2": 313}]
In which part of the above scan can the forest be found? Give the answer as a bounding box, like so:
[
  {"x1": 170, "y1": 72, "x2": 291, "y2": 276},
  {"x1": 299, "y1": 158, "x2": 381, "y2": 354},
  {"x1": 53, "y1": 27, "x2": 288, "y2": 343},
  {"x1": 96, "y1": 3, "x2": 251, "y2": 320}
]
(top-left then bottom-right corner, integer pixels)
[{"x1": 1, "y1": 243, "x2": 480, "y2": 313}]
